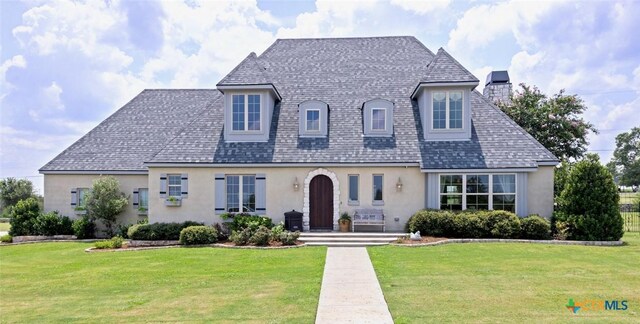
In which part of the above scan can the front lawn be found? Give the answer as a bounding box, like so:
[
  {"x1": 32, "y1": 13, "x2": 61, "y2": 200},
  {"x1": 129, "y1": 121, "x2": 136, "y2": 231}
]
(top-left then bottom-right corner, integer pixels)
[
  {"x1": 0, "y1": 243, "x2": 326, "y2": 322},
  {"x1": 369, "y1": 233, "x2": 640, "y2": 323}
]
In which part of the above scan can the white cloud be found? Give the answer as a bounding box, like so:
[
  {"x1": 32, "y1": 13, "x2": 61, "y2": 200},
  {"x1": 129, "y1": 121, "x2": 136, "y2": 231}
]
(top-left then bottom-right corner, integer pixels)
[
  {"x1": 0, "y1": 55, "x2": 27, "y2": 100},
  {"x1": 42, "y1": 82, "x2": 64, "y2": 111},
  {"x1": 390, "y1": 0, "x2": 451, "y2": 15}
]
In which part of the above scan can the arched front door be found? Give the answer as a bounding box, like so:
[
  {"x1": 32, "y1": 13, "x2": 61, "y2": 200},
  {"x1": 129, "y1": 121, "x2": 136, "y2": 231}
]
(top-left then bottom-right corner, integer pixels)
[{"x1": 309, "y1": 175, "x2": 334, "y2": 230}]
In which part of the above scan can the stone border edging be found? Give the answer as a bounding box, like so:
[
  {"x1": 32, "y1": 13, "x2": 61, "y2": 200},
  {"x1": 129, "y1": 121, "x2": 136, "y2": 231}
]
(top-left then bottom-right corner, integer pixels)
[
  {"x1": 84, "y1": 242, "x2": 307, "y2": 253},
  {"x1": 391, "y1": 238, "x2": 624, "y2": 247}
]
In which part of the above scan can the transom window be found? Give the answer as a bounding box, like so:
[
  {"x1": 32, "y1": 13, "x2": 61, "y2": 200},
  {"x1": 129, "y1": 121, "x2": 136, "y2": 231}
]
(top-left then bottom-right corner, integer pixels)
[
  {"x1": 373, "y1": 174, "x2": 384, "y2": 202},
  {"x1": 226, "y1": 175, "x2": 256, "y2": 213},
  {"x1": 371, "y1": 108, "x2": 386, "y2": 131},
  {"x1": 440, "y1": 174, "x2": 516, "y2": 212},
  {"x1": 306, "y1": 109, "x2": 320, "y2": 131},
  {"x1": 138, "y1": 188, "x2": 149, "y2": 209},
  {"x1": 168, "y1": 175, "x2": 182, "y2": 198},
  {"x1": 433, "y1": 91, "x2": 463, "y2": 130},
  {"x1": 232, "y1": 94, "x2": 261, "y2": 131},
  {"x1": 348, "y1": 174, "x2": 359, "y2": 203}
]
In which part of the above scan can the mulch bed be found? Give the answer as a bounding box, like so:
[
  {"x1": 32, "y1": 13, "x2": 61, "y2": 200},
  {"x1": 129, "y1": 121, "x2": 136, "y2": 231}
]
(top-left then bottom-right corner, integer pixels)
[{"x1": 395, "y1": 236, "x2": 448, "y2": 245}]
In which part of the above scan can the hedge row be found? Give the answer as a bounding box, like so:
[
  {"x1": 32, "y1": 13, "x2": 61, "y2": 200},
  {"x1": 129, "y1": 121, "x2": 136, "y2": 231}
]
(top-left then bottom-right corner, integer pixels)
[
  {"x1": 406, "y1": 209, "x2": 550, "y2": 240},
  {"x1": 128, "y1": 221, "x2": 203, "y2": 240}
]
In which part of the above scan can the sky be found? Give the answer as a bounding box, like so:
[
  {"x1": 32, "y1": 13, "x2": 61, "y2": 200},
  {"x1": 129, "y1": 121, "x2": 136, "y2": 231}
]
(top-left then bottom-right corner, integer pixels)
[{"x1": 1, "y1": 0, "x2": 639, "y2": 195}]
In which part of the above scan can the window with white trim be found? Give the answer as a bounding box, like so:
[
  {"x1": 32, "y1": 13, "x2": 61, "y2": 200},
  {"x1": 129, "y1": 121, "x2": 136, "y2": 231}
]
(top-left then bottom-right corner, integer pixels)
[
  {"x1": 232, "y1": 94, "x2": 261, "y2": 131},
  {"x1": 433, "y1": 91, "x2": 463, "y2": 130},
  {"x1": 348, "y1": 174, "x2": 359, "y2": 204},
  {"x1": 373, "y1": 174, "x2": 384, "y2": 203},
  {"x1": 138, "y1": 188, "x2": 149, "y2": 209},
  {"x1": 78, "y1": 188, "x2": 90, "y2": 208},
  {"x1": 226, "y1": 175, "x2": 256, "y2": 213},
  {"x1": 168, "y1": 175, "x2": 182, "y2": 198},
  {"x1": 440, "y1": 174, "x2": 516, "y2": 212},
  {"x1": 306, "y1": 109, "x2": 320, "y2": 132},
  {"x1": 371, "y1": 108, "x2": 386, "y2": 131}
]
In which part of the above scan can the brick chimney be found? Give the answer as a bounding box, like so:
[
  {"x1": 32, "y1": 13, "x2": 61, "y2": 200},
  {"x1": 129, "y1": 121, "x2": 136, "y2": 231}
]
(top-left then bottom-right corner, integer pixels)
[{"x1": 483, "y1": 71, "x2": 512, "y2": 105}]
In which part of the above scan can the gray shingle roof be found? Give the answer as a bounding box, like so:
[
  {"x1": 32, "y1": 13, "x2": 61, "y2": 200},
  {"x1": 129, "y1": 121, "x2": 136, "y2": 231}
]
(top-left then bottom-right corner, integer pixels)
[
  {"x1": 40, "y1": 90, "x2": 221, "y2": 171},
  {"x1": 43, "y1": 36, "x2": 557, "y2": 172},
  {"x1": 420, "y1": 48, "x2": 479, "y2": 84}
]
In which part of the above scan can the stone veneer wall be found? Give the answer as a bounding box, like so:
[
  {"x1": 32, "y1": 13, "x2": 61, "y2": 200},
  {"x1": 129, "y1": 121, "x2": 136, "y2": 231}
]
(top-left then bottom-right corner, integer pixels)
[{"x1": 483, "y1": 83, "x2": 512, "y2": 105}]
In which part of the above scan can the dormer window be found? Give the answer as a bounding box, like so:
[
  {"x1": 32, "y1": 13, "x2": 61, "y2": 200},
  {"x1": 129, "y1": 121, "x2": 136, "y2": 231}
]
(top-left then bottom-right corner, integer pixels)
[
  {"x1": 232, "y1": 94, "x2": 261, "y2": 131},
  {"x1": 363, "y1": 99, "x2": 393, "y2": 136},
  {"x1": 306, "y1": 109, "x2": 321, "y2": 132},
  {"x1": 371, "y1": 108, "x2": 386, "y2": 131},
  {"x1": 432, "y1": 91, "x2": 463, "y2": 130}
]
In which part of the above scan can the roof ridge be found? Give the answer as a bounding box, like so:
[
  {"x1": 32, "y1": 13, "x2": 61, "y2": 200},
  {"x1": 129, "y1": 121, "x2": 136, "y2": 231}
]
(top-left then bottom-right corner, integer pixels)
[
  {"x1": 216, "y1": 52, "x2": 259, "y2": 85},
  {"x1": 274, "y1": 35, "x2": 417, "y2": 41},
  {"x1": 436, "y1": 48, "x2": 479, "y2": 82}
]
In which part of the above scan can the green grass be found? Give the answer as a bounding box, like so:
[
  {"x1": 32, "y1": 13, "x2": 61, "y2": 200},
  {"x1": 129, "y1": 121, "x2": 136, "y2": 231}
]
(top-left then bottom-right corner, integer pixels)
[
  {"x1": 0, "y1": 243, "x2": 326, "y2": 323},
  {"x1": 0, "y1": 222, "x2": 10, "y2": 232},
  {"x1": 619, "y1": 192, "x2": 639, "y2": 204},
  {"x1": 369, "y1": 233, "x2": 640, "y2": 323}
]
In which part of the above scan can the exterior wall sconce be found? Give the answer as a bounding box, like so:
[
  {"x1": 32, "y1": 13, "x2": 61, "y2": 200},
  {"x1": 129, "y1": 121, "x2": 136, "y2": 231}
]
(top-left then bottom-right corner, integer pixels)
[
  {"x1": 293, "y1": 177, "x2": 300, "y2": 191},
  {"x1": 396, "y1": 177, "x2": 403, "y2": 192}
]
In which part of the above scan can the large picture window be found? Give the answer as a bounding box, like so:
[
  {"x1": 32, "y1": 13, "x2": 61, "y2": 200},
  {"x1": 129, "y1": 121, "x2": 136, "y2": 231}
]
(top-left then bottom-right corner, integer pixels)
[
  {"x1": 226, "y1": 175, "x2": 256, "y2": 213},
  {"x1": 232, "y1": 94, "x2": 261, "y2": 131},
  {"x1": 440, "y1": 174, "x2": 516, "y2": 212},
  {"x1": 432, "y1": 91, "x2": 463, "y2": 130}
]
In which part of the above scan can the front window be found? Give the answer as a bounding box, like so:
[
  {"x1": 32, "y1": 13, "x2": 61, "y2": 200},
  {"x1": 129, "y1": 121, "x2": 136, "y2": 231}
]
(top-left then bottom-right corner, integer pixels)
[
  {"x1": 439, "y1": 174, "x2": 516, "y2": 212},
  {"x1": 372, "y1": 108, "x2": 386, "y2": 131},
  {"x1": 226, "y1": 175, "x2": 256, "y2": 213},
  {"x1": 168, "y1": 174, "x2": 182, "y2": 198},
  {"x1": 373, "y1": 174, "x2": 384, "y2": 202},
  {"x1": 78, "y1": 188, "x2": 90, "y2": 208},
  {"x1": 306, "y1": 109, "x2": 320, "y2": 131},
  {"x1": 232, "y1": 94, "x2": 261, "y2": 131},
  {"x1": 348, "y1": 175, "x2": 359, "y2": 203},
  {"x1": 139, "y1": 188, "x2": 149, "y2": 209},
  {"x1": 433, "y1": 91, "x2": 463, "y2": 130}
]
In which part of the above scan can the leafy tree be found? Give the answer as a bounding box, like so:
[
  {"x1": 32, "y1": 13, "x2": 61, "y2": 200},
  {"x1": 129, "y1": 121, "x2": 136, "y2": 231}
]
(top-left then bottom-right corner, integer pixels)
[
  {"x1": 554, "y1": 161, "x2": 572, "y2": 201},
  {"x1": 0, "y1": 178, "x2": 35, "y2": 215},
  {"x1": 609, "y1": 127, "x2": 640, "y2": 186},
  {"x1": 498, "y1": 84, "x2": 597, "y2": 161},
  {"x1": 85, "y1": 176, "x2": 128, "y2": 237},
  {"x1": 9, "y1": 197, "x2": 40, "y2": 236},
  {"x1": 557, "y1": 154, "x2": 623, "y2": 241}
]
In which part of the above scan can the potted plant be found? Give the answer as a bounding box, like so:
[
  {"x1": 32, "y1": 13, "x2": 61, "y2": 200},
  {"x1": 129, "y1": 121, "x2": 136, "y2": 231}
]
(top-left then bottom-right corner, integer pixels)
[{"x1": 339, "y1": 212, "x2": 351, "y2": 232}]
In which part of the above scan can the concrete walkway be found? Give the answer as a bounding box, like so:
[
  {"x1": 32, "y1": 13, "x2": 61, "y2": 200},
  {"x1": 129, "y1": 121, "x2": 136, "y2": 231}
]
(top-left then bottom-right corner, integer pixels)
[{"x1": 315, "y1": 247, "x2": 393, "y2": 323}]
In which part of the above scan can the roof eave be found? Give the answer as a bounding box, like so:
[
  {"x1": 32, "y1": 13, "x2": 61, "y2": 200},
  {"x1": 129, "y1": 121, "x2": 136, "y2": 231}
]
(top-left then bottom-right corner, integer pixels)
[
  {"x1": 216, "y1": 83, "x2": 282, "y2": 101},
  {"x1": 410, "y1": 81, "x2": 480, "y2": 99}
]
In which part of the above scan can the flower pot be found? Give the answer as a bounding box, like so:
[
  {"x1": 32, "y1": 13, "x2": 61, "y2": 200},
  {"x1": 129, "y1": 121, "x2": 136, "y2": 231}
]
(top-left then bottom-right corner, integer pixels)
[{"x1": 339, "y1": 220, "x2": 350, "y2": 232}]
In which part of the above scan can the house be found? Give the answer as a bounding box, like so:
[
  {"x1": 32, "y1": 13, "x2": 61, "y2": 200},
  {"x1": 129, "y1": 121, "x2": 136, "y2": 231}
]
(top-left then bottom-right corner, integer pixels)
[{"x1": 40, "y1": 36, "x2": 558, "y2": 232}]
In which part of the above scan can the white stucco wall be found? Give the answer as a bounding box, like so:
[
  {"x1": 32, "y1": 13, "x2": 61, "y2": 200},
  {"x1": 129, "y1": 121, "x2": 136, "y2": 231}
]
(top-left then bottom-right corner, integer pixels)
[
  {"x1": 527, "y1": 166, "x2": 555, "y2": 218},
  {"x1": 148, "y1": 166, "x2": 425, "y2": 232},
  {"x1": 43, "y1": 174, "x2": 148, "y2": 225}
]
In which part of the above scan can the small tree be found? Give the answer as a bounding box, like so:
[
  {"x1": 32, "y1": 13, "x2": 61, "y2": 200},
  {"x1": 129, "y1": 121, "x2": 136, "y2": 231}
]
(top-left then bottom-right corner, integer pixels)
[
  {"x1": 558, "y1": 154, "x2": 623, "y2": 241},
  {"x1": 0, "y1": 178, "x2": 36, "y2": 216},
  {"x1": 85, "y1": 176, "x2": 128, "y2": 237},
  {"x1": 9, "y1": 197, "x2": 40, "y2": 236}
]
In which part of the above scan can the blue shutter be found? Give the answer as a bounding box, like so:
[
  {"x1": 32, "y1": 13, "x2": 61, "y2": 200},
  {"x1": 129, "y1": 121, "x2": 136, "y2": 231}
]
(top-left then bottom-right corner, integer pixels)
[
  {"x1": 255, "y1": 174, "x2": 266, "y2": 215},
  {"x1": 133, "y1": 188, "x2": 139, "y2": 206},
  {"x1": 215, "y1": 174, "x2": 225, "y2": 215},
  {"x1": 70, "y1": 188, "x2": 77, "y2": 206},
  {"x1": 160, "y1": 174, "x2": 167, "y2": 198},
  {"x1": 181, "y1": 173, "x2": 188, "y2": 198}
]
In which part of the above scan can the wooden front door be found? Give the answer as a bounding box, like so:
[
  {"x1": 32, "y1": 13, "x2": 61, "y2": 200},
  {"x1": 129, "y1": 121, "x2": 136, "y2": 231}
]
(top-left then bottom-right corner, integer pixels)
[{"x1": 310, "y1": 175, "x2": 333, "y2": 230}]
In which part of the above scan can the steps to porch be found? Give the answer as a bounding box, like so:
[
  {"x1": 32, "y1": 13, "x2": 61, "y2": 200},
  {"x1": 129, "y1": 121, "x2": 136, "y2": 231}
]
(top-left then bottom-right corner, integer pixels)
[{"x1": 299, "y1": 232, "x2": 408, "y2": 247}]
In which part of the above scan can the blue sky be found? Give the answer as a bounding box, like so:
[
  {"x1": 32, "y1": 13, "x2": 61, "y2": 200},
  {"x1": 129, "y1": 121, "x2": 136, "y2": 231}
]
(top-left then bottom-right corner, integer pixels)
[{"x1": 1, "y1": 0, "x2": 639, "y2": 195}]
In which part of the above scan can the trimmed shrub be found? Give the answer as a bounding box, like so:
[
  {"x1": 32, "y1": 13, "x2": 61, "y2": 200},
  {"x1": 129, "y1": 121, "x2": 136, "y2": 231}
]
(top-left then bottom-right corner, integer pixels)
[
  {"x1": 279, "y1": 231, "x2": 300, "y2": 245},
  {"x1": 520, "y1": 215, "x2": 551, "y2": 240},
  {"x1": 34, "y1": 211, "x2": 74, "y2": 236},
  {"x1": 9, "y1": 197, "x2": 40, "y2": 236},
  {"x1": 214, "y1": 223, "x2": 231, "y2": 241},
  {"x1": 127, "y1": 224, "x2": 142, "y2": 239},
  {"x1": 1, "y1": 234, "x2": 12, "y2": 243},
  {"x1": 270, "y1": 223, "x2": 285, "y2": 242},
  {"x1": 230, "y1": 228, "x2": 252, "y2": 246},
  {"x1": 406, "y1": 209, "x2": 457, "y2": 237},
  {"x1": 229, "y1": 215, "x2": 274, "y2": 233},
  {"x1": 179, "y1": 226, "x2": 218, "y2": 245},
  {"x1": 94, "y1": 236, "x2": 124, "y2": 249},
  {"x1": 558, "y1": 154, "x2": 624, "y2": 241},
  {"x1": 72, "y1": 216, "x2": 96, "y2": 239},
  {"x1": 452, "y1": 212, "x2": 485, "y2": 238},
  {"x1": 249, "y1": 226, "x2": 271, "y2": 246},
  {"x1": 483, "y1": 210, "x2": 521, "y2": 239},
  {"x1": 407, "y1": 209, "x2": 522, "y2": 239},
  {"x1": 129, "y1": 221, "x2": 203, "y2": 241}
]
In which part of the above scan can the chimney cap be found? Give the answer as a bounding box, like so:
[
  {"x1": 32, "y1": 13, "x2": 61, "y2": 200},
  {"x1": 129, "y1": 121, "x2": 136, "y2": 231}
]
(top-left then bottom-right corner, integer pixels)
[{"x1": 485, "y1": 71, "x2": 510, "y2": 86}]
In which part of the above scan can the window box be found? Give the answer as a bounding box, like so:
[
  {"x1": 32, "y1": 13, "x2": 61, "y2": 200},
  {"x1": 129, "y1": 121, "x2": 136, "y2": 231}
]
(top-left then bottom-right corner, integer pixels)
[
  {"x1": 164, "y1": 197, "x2": 182, "y2": 207},
  {"x1": 137, "y1": 207, "x2": 148, "y2": 215},
  {"x1": 74, "y1": 208, "x2": 87, "y2": 215}
]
